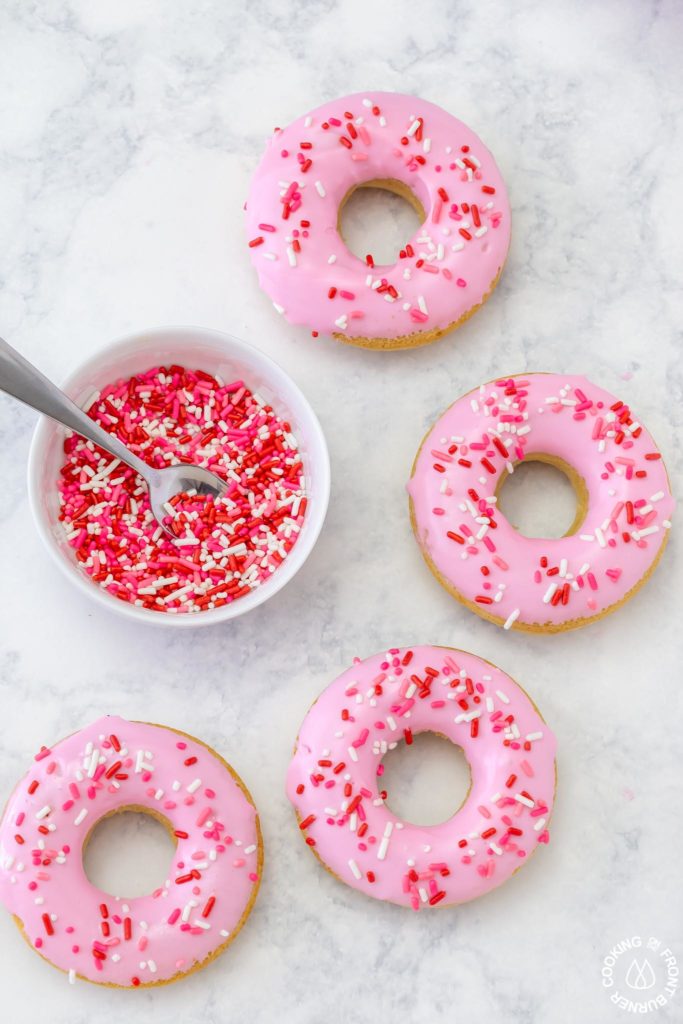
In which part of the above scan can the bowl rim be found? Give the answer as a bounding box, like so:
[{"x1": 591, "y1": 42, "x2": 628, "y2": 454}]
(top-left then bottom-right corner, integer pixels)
[{"x1": 26, "y1": 324, "x2": 331, "y2": 628}]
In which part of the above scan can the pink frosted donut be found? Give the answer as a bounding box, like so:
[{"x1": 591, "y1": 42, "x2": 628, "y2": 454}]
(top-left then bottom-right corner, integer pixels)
[
  {"x1": 0, "y1": 717, "x2": 262, "y2": 987},
  {"x1": 408, "y1": 373, "x2": 675, "y2": 632},
  {"x1": 287, "y1": 646, "x2": 556, "y2": 909},
  {"x1": 245, "y1": 91, "x2": 510, "y2": 350}
]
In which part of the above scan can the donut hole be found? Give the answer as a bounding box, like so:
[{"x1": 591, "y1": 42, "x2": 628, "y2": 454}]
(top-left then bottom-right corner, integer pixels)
[
  {"x1": 380, "y1": 732, "x2": 471, "y2": 826},
  {"x1": 496, "y1": 454, "x2": 587, "y2": 539},
  {"x1": 83, "y1": 806, "x2": 176, "y2": 899},
  {"x1": 338, "y1": 178, "x2": 425, "y2": 266}
]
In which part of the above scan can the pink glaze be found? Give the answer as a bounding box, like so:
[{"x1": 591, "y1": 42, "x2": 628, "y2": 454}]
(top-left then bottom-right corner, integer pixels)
[
  {"x1": 245, "y1": 92, "x2": 510, "y2": 340},
  {"x1": 286, "y1": 647, "x2": 556, "y2": 909},
  {"x1": 408, "y1": 374, "x2": 675, "y2": 630},
  {"x1": 0, "y1": 717, "x2": 260, "y2": 986}
]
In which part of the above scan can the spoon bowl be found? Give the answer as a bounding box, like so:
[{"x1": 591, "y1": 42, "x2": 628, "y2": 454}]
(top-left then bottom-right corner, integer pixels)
[
  {"x1": 27, "y1": 326, "x2": 330, "y2": 627},
  {"x1": 146, "y1": 463, "x2": 228, "y2": 537}
]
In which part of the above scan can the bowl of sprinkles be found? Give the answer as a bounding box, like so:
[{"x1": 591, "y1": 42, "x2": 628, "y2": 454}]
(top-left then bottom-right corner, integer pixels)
[{"x1": 27, "y1": 326, "x2": 330, "y2": 625}]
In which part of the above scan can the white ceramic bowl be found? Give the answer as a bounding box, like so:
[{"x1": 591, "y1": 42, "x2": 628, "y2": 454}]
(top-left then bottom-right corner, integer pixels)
[{"x1": 28, "y1": 326, "x2": 330, "y2": 627}]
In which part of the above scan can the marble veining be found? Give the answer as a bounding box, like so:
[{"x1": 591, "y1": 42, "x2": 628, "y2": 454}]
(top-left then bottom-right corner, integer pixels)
[{"x1": 0, "y1": 1, "x2": 682, "y2": 1021}]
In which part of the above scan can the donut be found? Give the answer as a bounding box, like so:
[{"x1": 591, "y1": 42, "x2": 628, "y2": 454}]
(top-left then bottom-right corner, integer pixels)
[
  {"x1": 286, "y1": 646, "x2": 556, "y2": 909},
  {"x1": 245, "y1": 91, "x2": 510, "y2": 350},
  {"x1": 408, "y1": 373, "x2": 675, "y2": 633},
  {"x1": 0, "y1": 717, "x2": 262, "y2": 987}
]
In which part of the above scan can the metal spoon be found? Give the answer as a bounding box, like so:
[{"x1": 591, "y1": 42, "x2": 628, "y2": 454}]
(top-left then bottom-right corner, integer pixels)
[{"x1": 0, "y1": 335, "x2": 227, "y2": 537}]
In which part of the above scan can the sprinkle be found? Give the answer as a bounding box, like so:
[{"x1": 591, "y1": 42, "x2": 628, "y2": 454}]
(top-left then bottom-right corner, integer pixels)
[
  {"x1": 348, "y1": 858, "x2": 362, "y2": 879},
  {"x1": 503, "y1": 608, "x2": 520, "y2": 630},
  {"x1": 377, "y1": 821, "x2": 393, "y2": 861}
]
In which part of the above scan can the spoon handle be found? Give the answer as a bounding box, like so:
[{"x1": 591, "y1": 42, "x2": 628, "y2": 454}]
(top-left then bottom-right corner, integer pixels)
[{"x1": 0, "y1": 336, "x2": 155, "y2": 481}]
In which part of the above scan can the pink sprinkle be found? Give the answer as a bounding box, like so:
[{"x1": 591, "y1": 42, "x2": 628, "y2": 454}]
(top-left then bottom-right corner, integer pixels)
[{"x1": 196, "y1": 807, "x2": 212, "y2": 828}]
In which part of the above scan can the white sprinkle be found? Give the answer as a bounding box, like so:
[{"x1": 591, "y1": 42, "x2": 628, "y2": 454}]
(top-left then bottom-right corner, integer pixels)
[
  {"x1": 186, "y1": 778, "x2": 202, "y2": 794},
  {"x1": 514, "y1": 793, "x2": 535, "y2": 808},
  {"x1": 526, "y1": 731, "x2": 543, "y2": 741},
  {"x1": 68, "y1": 968, "x2": 76, "y2": 985},
  {"x1": 181, "y1": 900, "x2": 197, "y2": 923},
  {"x1": 87, "y1": 748, "x2": 99, "y2": 778},
  {"x1": 406, "y1": 118, "x2": 420, "y2": 137},
  {"x1": 244, "y1": 845, "x2": 257, "y2": 855},
  {"x1": 543, "y1": 583, "x2": 558, "y2": 604},
  {"x1": 377, "y1": 821, "x2": 393, "y2": 860},
  {"x1": 533, "y1": 817, "x2": 547, "y2": 832},
  {"x1": 495, "y1": 690, "x2": 510, "y2": 705},
  {"x1": 595, "y1": 527, "x2": 606, "y2": 548},
  {"x1": 348, "y1": 858, "x2": 362, "y2": 879},
  {"x1": 503, "y1": 608, "x2": 520, "y2": 630},
  {"x1": 348, "y1": 746, "x2": 358, "y2": 762},
  {"x1": 74, "y1": 808, "x2": 88, "y2": 826},
  {"x1": 35, "y1": 806, "x2": 51, "y2": 820},
  {"x1": 315, "y1": 180, "x2": 326, "y2": 197},
  {"x1": 272, "y1": 302, "x2": 285, "y2": 315}
]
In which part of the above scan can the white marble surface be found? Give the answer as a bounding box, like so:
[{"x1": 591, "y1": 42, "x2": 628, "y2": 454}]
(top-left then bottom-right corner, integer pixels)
[{"x1": 1, "y1": 1, "x2": 682, "y2": 1021}]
